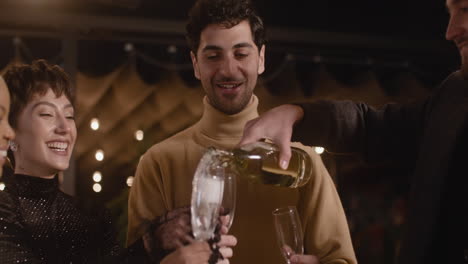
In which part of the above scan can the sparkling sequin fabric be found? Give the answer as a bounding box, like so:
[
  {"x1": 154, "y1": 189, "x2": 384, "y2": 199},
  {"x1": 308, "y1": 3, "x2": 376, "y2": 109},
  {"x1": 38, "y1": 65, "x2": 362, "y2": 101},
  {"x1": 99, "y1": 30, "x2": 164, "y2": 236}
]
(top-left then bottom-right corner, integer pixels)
[{"x1": 0, "y1": 173, "x2": 130, "y2": 263}]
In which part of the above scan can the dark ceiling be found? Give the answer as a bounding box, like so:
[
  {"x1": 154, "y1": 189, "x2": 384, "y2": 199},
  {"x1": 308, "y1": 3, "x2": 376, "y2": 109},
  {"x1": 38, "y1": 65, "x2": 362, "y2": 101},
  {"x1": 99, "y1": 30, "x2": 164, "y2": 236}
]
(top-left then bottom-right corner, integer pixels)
[
  {"x1": 0, "y1": 0, "x2": 451, "y2": 38},
  {"x1": 0, "y1": 0, "x2": 458, "y2": 72},
  {"x1": 0, "y1": 0, "x2": 458, "y2": 80}
]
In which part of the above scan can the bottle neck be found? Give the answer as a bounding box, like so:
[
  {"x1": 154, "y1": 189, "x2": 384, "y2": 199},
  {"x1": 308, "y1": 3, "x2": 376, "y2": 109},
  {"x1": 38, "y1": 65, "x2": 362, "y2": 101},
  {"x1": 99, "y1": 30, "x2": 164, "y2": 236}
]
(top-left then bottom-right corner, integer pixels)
[{"x1": 224, "y1": 148, "x2": 248, "y2": 174}]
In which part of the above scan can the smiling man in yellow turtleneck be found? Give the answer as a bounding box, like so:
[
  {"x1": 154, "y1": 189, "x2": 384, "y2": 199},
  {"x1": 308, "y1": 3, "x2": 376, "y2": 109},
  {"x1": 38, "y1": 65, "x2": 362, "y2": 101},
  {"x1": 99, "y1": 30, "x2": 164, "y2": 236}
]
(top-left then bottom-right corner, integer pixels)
[{"x1": 127, "y1": 0, "x2": 356, "y2": 263}]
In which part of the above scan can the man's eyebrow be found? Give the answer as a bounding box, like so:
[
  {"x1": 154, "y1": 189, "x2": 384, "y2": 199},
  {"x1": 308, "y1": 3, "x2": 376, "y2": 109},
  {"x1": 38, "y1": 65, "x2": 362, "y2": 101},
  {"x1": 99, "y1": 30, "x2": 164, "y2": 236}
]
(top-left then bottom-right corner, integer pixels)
[
  {"x1": 201, "y1": 43, "x2": 254, "y2": 52},
  {"x1": 233, "y1": 43, "x2": 254, "y2": 49},
  {"x1": 201, "y1": 45, "x2": 223, "y2": 52}
]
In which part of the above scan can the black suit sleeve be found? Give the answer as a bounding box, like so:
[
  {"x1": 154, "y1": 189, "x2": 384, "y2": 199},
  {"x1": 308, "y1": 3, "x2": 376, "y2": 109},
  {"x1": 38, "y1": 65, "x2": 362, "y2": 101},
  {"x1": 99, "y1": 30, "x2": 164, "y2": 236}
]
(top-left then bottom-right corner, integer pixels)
[{"x1": 292, "y1": 99, "x2": 430, "y2": 166}]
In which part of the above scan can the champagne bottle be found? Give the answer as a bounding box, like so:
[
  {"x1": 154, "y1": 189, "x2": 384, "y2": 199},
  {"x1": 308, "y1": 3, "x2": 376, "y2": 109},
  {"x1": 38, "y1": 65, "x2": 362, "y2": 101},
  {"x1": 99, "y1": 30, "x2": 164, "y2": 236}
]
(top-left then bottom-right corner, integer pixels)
[{"x1": 200, "y1": 142, "x2": 312, "y2": 188}]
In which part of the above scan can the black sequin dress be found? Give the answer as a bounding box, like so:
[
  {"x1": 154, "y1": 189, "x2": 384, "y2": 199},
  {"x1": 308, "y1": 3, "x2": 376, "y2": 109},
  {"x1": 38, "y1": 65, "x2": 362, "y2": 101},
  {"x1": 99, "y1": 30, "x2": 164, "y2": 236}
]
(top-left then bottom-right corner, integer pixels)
[{"x1": 0, "y1": 173, "x2": 146, "y2": 263}]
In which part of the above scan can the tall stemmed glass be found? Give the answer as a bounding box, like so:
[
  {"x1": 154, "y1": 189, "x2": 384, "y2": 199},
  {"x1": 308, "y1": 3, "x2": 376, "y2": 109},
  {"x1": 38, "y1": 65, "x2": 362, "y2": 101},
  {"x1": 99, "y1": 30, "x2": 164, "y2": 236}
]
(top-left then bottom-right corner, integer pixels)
[
  {"x1": 273, "y1": 206, "x2": 304, "y2": 263},
  {"x1": 191, "y1": 149, "x2": 225, "y2": 241},
  {"x1": 220, "y1": 170, "x2": 236, "y2": 230}
]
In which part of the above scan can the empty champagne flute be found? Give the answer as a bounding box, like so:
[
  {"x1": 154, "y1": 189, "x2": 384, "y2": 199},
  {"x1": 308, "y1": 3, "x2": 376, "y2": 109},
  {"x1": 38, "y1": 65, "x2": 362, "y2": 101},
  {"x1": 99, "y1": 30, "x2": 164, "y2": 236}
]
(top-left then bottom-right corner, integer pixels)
[
  {"x1": 273, "y1": 206, "x2": 304, "y2": 263},
  {"x1": 191, "y1": 149, "x2": 225, "y2": 241}
]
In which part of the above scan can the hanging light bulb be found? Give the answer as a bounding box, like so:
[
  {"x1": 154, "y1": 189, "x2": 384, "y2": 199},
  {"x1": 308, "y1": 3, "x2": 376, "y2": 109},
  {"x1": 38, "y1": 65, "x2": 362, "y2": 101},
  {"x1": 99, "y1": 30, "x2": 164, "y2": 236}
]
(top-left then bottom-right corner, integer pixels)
[
  {"x1": 95, "y1": 149, "x2": 104, "y2": 161},
  {"x1": 90, "y1": 118, "x2": 100, "y2": 131},
  {"x1": 93, "y1": 171, "x2": 102, "y2": 182},
  {"x1": 314, "y1": 147, "x2": 325, "y2": 155},
  {"x1": 93, "y1": 183, "x2": 102, "y2": 193},
  {"x1": 126, "y1": 176, "x2": 134, "y2": 187},
  {"x1": 135, "y1": 130, "x2": 144, "y2": 141}
]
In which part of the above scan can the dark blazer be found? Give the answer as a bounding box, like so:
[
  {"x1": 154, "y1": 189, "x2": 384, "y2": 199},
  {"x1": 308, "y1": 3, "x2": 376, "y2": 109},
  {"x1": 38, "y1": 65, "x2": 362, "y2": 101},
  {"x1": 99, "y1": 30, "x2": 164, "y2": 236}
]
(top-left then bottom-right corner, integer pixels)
[{"x1": 293, "y1": 71, "x2": 468, "y2": 264}]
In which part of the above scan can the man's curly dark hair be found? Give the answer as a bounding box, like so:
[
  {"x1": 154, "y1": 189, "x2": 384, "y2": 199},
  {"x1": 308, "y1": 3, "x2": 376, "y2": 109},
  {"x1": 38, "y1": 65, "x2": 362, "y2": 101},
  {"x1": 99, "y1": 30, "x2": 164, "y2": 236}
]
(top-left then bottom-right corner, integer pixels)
[{"x1": 186, "y1": 0, "x2": 266, "y2": 54}]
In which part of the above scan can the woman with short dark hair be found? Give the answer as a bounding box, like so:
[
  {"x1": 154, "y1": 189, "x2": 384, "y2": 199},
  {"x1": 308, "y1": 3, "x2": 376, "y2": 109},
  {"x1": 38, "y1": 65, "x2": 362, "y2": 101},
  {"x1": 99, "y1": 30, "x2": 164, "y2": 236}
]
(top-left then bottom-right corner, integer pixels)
[{"x1": 0, "y1": 60, "x2": 227, "y2": 263}]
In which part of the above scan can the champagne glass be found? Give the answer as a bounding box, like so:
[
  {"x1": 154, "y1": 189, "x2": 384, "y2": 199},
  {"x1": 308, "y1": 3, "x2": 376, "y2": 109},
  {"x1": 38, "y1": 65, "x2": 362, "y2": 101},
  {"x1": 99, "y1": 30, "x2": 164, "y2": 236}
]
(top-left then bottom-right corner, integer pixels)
[
  {"x1": 220, "y1": 170, "x2": 236, "y2": 230},
  {"x1": 191, "y1": 149, "x2": 225, "y2": 241},
  {"x1": 273, "y1": 206, "x2": 304, "y2": 263}
]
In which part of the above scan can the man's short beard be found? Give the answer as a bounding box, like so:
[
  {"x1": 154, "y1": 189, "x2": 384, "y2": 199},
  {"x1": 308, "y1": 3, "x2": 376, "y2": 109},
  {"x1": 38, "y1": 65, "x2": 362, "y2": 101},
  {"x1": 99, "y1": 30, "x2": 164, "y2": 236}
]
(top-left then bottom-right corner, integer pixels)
[{"x1": 210, "y1": 92, "x2": 252, "y2": 115}]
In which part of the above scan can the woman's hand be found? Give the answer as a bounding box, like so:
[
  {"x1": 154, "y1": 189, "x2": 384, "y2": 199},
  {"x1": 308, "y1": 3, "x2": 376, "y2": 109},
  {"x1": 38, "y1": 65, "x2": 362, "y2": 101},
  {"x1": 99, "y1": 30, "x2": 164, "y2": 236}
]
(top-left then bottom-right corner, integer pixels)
[
  {"x1": 289, "y1": 254, "x2": 320, "y2": 264},
  {"x1": 217, "y1": 234, "x2": 237, "y2": 259},
  {"x1": 159, "y1": 235, "x2": 237, "y2": 264},
  {"x1": 160, "y1": 241, "x2": 211, "y2": 264}
]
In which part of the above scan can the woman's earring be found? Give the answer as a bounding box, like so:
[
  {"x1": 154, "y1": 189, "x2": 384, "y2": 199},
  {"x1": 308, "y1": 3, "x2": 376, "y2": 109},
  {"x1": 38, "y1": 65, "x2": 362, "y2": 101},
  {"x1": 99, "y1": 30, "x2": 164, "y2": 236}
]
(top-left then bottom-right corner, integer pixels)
[{"x1": 9, "y1": 141, "x2": 18, "y2": 152}]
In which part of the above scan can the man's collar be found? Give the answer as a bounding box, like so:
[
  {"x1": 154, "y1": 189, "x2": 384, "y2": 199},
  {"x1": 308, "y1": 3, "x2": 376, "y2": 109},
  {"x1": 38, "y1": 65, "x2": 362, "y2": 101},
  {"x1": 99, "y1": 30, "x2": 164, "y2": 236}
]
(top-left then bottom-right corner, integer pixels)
[{"x1": 198, "y1": 95, "x2": 259, "y2": 140}]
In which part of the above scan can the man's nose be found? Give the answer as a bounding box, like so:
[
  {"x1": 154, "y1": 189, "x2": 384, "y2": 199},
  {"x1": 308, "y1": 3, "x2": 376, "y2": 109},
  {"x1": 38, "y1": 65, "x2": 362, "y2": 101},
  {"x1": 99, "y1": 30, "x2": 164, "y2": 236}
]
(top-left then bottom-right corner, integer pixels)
[
  {"x1": 446, "y1": 16, "x2": 465, "y2": 41},
  {"x1": 219, "y1": 57, "x2": 238, "y2": 76}
]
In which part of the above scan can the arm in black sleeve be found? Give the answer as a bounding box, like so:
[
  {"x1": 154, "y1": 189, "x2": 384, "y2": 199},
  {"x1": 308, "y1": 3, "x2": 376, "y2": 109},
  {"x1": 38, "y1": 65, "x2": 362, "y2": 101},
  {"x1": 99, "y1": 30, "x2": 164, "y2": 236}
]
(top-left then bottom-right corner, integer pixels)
[
  {"x1": 292, "y1": 99, "x2": 429, "y2": 165},
  {"x1": 96, "y1": 207, "x2": 154, "y2": 263}
]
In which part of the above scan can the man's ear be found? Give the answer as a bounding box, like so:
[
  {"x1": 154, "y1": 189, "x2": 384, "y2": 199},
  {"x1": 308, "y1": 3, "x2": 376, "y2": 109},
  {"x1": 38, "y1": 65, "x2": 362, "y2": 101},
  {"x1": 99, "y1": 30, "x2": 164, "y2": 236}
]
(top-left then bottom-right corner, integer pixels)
[
  {"x1": 190, "y1": 51, "x2": 201, "y2": 80},
  {"x1": 258, "y1": 45, "x2": 265, "y2": 75}
]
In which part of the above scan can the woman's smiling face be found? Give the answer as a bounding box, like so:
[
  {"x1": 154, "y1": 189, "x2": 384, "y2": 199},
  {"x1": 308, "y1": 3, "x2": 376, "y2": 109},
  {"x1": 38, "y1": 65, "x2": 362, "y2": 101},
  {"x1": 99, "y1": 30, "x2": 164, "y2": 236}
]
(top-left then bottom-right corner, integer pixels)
[{"x1": 13, "y1": 88, "x2": 76, "y2": 178}]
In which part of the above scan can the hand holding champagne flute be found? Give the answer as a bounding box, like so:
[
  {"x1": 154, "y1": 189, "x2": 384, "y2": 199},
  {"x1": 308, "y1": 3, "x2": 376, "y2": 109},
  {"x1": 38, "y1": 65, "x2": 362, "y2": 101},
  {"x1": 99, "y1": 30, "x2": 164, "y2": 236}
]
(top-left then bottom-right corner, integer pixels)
[
  {"x1": 273, "y1": 206, "x2": 304, "y2": 264},
  {"x1": 191, "y1": 151, "x2": 225, "y2": 241},
  {"x1": 191, "y1": 148, "x2": 238, "y2": 263},
  {"x1": 273, "y1": 206, "x2": 320, "y2": 264}
]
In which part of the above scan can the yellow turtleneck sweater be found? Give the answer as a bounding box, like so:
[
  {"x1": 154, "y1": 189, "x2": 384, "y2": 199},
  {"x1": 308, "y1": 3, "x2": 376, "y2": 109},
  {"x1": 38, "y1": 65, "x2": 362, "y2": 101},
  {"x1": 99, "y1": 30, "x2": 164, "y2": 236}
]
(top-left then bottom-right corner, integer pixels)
[{"x1": 127, "y1": 95, "x2": 356, "y2": 264}]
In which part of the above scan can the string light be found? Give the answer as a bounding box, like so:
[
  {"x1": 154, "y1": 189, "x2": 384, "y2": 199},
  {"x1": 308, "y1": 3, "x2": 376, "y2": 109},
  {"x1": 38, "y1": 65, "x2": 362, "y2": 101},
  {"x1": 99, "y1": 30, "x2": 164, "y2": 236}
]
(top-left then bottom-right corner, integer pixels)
[
  {"x1": 314, "y1": 147, "x2": 325, "y2": 155},
  {"x1": 167, "y1": 45, "x2": 177, "y2": 54},
  {"x1": 90, "y1": 118, "x2": 100, "y2": 131},
  {"x1": 135, "y1": 130, "x2": 144, "y2": 141},
  {"x1": 93, "y1": 171, "x2": 102, "y2": 182},
  {"x1": 93, "y1": 183, "x2": 102, "y2": 193},
  {"x1": 95, "y1": 149, "x2": 104, "y2": 161},
  {"x1": 126, "y1": 176, "x2": 134, "y2": 187},
  {"x1": 124, "y1": 43, "x2": 134, "y2": 52}
]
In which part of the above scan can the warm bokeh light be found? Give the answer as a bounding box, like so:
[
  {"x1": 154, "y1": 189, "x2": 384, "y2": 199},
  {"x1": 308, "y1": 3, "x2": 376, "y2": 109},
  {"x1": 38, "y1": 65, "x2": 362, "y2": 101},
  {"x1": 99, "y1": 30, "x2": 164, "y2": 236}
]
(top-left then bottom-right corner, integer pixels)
[
  {"x1": 95, "y1": 149, "x2": 104, "y2": 161},
  {"x1": 0, "y1": 182, "x2": 5, "y2": 191},
  {"x1": 93, "y1": 171, "x2": 102, "y2": 182},
  {"x1": 126, "y1": 176, "x2": 134, "y2": 187},
  {"x1": 135, "y1": 130, "x2": 144, "y2": 141},
  {"x1": 90, "y1": 118, "x2": 100, "y2": 131},
  {"x1": 314, "y1": 147, "x2": 325, "y2": 155},
  {"x1": 93, "y1": 183, "x2": 102, "y2": 193},
  {"x1": 167, "y1": 45, "x2": 177, "y2": 54}
]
